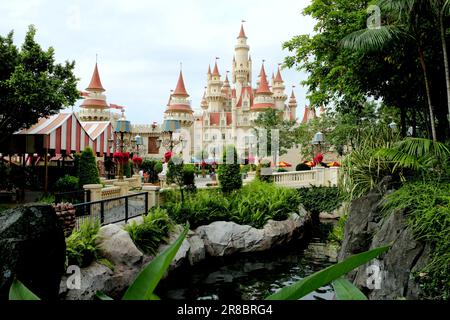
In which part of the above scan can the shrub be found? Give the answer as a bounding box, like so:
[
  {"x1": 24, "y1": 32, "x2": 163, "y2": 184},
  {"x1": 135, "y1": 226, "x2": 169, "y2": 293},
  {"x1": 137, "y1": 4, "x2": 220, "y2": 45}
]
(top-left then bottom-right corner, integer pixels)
[
  {"x1": 256, "y1": 160, "x2": 273, "y2": 183},
  {"x1": 54, "y1": 175, "x2": 79, "y2": 192},
  {"x1": 78, "y1": 147, "x2": 100, "y2": 188},
  {"x1": 217, "y1": 145, "x2": 242, "y2": 193},
  {"x1": 161, "y1": 180, "x2": 301, "y2": 229},
  {"x1": 182, "y1": 165, "x2": 196, "y2": 193},
  {"x1": 141, "y1": 159, "x2": 163, "y2": 183},
  {"x1": 123, "y1": 160, "x2": 132, "y2": 178},
  {"x1": 124, "y1": 208, "x2": 173, "y2": 255},
  {"x1": 66, "y1": 219, "x2": 101, "y2": 268},
  {"x1": 298, "y1": 186, "x2": 343, "y2": 215}
]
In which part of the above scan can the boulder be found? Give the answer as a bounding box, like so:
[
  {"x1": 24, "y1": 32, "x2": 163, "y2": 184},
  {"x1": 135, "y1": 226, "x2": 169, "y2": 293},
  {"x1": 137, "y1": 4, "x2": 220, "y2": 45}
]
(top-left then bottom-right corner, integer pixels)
[
  {"x1": 59, "y1": 262, "x2": 114, "y2": 300},
  {"x1": 0, "y1": 204, "x2": 66, "y2": 300},
  {"x1": 97, "y1": 224, "x2": 143, "y2": 267},
  {"x1": 187, "y1": 232, "x2": 205, "y2": 265},
  {"x1": 196, "y1": 210, "x2": 310, "y2": 257}
]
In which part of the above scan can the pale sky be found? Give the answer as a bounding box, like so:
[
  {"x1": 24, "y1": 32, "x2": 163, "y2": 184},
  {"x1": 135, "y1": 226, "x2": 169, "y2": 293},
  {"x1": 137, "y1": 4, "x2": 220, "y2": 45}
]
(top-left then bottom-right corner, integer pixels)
[{"x1": 0, "y1": 0, "x2": 315, "y2": 124}]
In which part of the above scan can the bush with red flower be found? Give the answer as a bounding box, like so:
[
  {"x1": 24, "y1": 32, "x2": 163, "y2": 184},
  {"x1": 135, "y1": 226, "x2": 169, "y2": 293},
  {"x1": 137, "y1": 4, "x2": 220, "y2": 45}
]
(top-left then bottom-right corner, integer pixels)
[
  {"x1": 132, "y1": 156, "x2": 143, "y2": 166},
  {"x1": 313, "y1": 153, "x2": 324, "y2": 165},
  {"x1": 113, "y1": 152, "x2": 130, "y2": 164},
  {"x1": 164, "y1": 151, "x2": 173, "y2": 163}
]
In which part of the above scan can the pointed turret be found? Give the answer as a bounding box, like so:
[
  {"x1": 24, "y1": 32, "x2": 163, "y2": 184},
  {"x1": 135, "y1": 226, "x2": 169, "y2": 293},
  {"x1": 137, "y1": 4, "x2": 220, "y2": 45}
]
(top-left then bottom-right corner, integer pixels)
[
  {"x1": 172, "y1": 71, "x2": 189, "y2": 97},
  {"x1": 289, "y1": 90, "x2": 297, "y2": 106},
  {"x1": 252, "y1": 63, "x2": 274, "y2": 111},
  {"x1": 238, "y1": 23, "x2": 247, "y2": 39},
  {"x1": 274, "y1": 66, "x2": 283, "y2": 83},
  {"x1": 212, "y1": 61, "x2": 220, "y2": 77},
  {"x1": 207, "y1": 65, "x2": 212, "y2": 81},
  {"x1": 165, "y1": 70, "x2": 193, "y2": 115},
  {"x1": 255, "y1": 64, "x2": 271, "y2": 95},
  {"x1": 86, "y1": 63, "x2": 105, "y2": 92},
  {"x1": 201, "y1": 87, "x2": 208, "y2": 110},
  {"x1": 80, "y1": 62, "x2": 109, "y2": 119}
]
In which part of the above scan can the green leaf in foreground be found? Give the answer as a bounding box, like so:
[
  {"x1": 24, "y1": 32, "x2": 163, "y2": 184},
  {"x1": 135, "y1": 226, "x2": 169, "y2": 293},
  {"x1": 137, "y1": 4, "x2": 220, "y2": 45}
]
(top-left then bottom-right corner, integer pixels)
[
  {"x1": 9, "y1": 279, "x2": 41, "y2": 300},
  {"x1": 95, "y1": 291, "x2": 113, "y2": 300},
  {"x1": 266, "y1": 245, "x2": 390, "y2": 300},
  {"x1": 332, "y1": 278, "x2": 367, "y2": 300},
  {"x1": 122, "y1": 224, "x2": 189, "y2": 300}
]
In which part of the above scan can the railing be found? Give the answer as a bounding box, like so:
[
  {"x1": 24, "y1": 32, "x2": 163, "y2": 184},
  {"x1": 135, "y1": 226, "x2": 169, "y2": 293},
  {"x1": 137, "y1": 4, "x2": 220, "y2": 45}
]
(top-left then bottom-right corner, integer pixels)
[
  {"x1": 101, "y1": 186, "x2": 121, "y2": 200},
  {"x1": 54, "y1": 190, "x2": 90, "y2": 204},
  {"x1": 272, "y1": 168, "x2": 339, "y2": 188},
  {"x1": 73, "y1": 192, "x2": 148, "y2": 229}
]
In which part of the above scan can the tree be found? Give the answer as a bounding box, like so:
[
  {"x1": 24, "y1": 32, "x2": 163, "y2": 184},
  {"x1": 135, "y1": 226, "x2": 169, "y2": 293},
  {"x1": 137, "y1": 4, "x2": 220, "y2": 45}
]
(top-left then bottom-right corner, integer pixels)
[
  {"x1": 166, "y1": 156, "x2": 187, "y2": 202},
  {"x1": 0, "y1": 25, "x2": 79, "y2": 144},
  {"x1": 283, "y1": 0, "x2": 449, "y2": 141},
  {"x1": 253, "y1": 109, "x2": 297, "y2": 158},
  {"x1": 78, "y1": 147, "x2": 100, "y2": 188},
  {"x1": 217, "y1": 145, "x2": 242, "y2": 193}
]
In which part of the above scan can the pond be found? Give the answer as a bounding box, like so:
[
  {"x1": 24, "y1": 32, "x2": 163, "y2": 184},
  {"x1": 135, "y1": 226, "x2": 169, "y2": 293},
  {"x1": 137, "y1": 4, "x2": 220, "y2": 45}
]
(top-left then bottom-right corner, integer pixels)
[{"x1": 156, "y1": 220, "x2": 338, "y2": 300}]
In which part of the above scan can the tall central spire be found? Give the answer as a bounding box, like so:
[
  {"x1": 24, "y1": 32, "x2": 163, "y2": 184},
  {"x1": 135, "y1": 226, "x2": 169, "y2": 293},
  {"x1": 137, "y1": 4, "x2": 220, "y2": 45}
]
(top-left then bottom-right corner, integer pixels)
[
  {"x1": 86, "y1": 63, "x2": 105, "y2": 92},
  {"x1": 238, "y1": 23, "x2": 247, "y2": 39}
]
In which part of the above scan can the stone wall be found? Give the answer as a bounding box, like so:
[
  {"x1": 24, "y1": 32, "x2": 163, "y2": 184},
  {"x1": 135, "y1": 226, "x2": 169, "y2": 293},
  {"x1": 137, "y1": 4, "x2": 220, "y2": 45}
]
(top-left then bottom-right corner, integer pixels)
[{"x1": 338, "y1": 177, "x2": 431, "y2": 300}]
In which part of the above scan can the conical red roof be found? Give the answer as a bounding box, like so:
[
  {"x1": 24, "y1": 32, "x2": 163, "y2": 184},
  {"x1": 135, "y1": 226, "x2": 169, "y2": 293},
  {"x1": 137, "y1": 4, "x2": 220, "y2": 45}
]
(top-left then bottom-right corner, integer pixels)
[
  {"x1": 207, "y1": 65, "x2": 211, "y2": 75},
  {"x1": 238, "y1": 24, "x2": 247, "y2": 39},
  {"x1": 256, "y1": 64, "x2": 271, "y2": 94},
  {"x1": 274, "y1": 67, "x2": 283, "y2": 83},
  {"x1": 86, "y1": 63, "x2": 105, "y2": 92},
  {"x1": 212, "y1": 61, "x2": 220, "y2": 77},
  {"x1": 172, "y1": 71, "x2": 189, "y2": 97}
]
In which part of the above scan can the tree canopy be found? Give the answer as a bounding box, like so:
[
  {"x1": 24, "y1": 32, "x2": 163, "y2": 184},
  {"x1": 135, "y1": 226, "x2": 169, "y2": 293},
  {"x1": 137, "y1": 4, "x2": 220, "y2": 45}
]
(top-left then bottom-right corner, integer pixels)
[
  {"x1": 283, "y1": 0, "x2": 450, "y2": 141},
  {"x1": 0, "y1": 25, "x2": 79, "y2": 144}
]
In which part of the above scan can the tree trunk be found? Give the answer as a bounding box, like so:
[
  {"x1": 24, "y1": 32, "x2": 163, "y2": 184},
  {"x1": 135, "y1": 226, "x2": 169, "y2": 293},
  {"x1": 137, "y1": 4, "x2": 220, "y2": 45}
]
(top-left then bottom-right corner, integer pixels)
[
  {"x1": 439, "y1": 9, "x2": 450, "y2": 133},
  {"x1": 417, "y1": 47, "x2": 438, "y2": 141}
]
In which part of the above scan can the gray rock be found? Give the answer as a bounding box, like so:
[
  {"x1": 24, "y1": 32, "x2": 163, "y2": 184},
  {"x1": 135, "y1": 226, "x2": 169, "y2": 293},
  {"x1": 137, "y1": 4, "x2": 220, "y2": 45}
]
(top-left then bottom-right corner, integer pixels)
[
  {"x1": 338, "y1": 176, "x2": 431, "y2": 300},
  {"x1": 187, "y1": 233, "x2": 205, "y2": 265},
  {"x1": 97, "y1": 224, "x2": 143, "y2": 267},
  {"x1": 0, "y1": 204, "x2": 66, "y2": 300},
  {"x1": 59, "y1": 262, "x2": 113, "y2": 300}
]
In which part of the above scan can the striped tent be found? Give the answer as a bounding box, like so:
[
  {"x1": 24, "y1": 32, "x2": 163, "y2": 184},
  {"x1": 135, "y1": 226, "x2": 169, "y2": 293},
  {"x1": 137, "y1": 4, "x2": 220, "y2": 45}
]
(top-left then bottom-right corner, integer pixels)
[{"x1": 15, "y1": 113, "x2": 113, "y2": 156}]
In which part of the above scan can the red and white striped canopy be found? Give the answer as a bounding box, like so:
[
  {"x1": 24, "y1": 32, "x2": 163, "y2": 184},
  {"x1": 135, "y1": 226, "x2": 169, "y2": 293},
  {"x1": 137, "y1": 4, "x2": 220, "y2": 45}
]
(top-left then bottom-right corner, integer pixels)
[{"x1": 16, "y1": 113, "x2": 113, "y2": 156}]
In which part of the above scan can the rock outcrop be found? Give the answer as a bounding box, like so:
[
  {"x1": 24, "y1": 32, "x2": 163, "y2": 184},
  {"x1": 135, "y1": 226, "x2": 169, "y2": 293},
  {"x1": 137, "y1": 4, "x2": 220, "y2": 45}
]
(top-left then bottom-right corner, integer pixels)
[
  {"x1": 0, "y1": 204, "x2": 66, "y2": 300},
  {"x1": 338, "y1": 177, "x2": 430, "y2": 300},
  {"x1": 196, "y1": 206, "x2": 310, "y2": 256}
]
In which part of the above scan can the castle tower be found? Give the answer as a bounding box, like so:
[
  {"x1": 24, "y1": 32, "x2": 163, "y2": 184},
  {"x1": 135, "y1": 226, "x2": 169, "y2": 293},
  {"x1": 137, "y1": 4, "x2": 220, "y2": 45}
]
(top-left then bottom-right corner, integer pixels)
[
  {"x1": 164, "y1": 70, "x2": 194, "y2": 127},
  {"x1": 288, "y1": 88, "x2": 298, "y2": 121},
  {"x1": 79, "y1": 63, "x2": 110, "y2": 121},
  {"x1": 232, "y1": 24, "x2": 251, "y2": 98},
  {"x1": 273, "y1": 65, "x2": 288, "y2": 112},
  {"x1": 251, "y1": 63, "x2": 274, "y2": 113},
  {"x1": 206, "y1": 60, "x2": 225, "y2": 112}
]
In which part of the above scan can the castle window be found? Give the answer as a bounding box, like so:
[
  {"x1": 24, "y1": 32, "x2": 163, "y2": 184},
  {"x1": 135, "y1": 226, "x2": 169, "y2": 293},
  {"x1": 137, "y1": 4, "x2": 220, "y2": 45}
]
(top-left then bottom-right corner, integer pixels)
[{"x1": 222, "y1": 133, "x2": 226, "y2": 140}]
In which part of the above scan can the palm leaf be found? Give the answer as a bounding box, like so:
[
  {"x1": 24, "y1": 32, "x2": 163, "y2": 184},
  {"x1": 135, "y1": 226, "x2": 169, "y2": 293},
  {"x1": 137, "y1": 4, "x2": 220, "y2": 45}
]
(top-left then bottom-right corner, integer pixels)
[
  {"x1": 341, "y1": 26, "x2": 401, "y2": 52},
  {"x1": 332, "y1": 278, "x2": 367, "y2": 300},
  {"x1": 266, "y1": 245, "x2": 389, "y2": 300},
  {"x1": 9, "y1": 279, "x2": 40, "y2": 300}
]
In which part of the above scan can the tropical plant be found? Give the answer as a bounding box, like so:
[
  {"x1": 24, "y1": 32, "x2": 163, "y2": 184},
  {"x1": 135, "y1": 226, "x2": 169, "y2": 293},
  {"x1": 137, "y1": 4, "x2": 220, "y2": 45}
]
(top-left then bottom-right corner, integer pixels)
[
  {"x1": 65, "y1": 219, "x2": 102, "y2": 268},
  {"x1": 124, "y1": 208, "x2": 174, "y2": 255},
  {"x1": 217, "y1": 145, "x2": 242, "y2": 193},
  {"x1": 182, "y1": 164, "x2": 196, "y2": 193},
  {"x1": 266, "y1": 245, "x2": 390, "y2": 300},
  {"x1": 78, "y1": 147, "x2": 100, "y2": 188}
]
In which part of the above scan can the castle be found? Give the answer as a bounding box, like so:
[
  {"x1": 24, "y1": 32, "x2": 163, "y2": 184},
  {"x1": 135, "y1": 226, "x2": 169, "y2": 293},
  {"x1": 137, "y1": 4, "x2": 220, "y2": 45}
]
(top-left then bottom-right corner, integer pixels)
[
  {"x1": 77, "y1": 24, "x2": 319, "y2": 163},
  {"x1": 162, "y1": 24, "x2": 305, "y2": 162}
]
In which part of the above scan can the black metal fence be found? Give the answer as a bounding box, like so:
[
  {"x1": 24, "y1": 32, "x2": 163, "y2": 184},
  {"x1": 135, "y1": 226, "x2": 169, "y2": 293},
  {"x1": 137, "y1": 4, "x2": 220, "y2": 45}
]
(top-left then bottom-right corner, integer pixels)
[
  {"x1": 73, "y1": 192, "x2": 148, "y2": 229},
  {"x1": 54, "y1": 190, "x2": 90, "y2": 204}
]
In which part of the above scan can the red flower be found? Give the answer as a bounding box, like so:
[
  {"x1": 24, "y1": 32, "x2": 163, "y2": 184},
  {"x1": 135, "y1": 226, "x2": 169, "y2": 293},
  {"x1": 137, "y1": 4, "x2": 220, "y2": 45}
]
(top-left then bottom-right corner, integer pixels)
[
  {"x1": 132, "y1": 156, "x2": 143, "y2": 165},
  {"x1": 113, "y1": 152, "x2": 130, "y2": 164},
  {"x1": 164, "y1": 151, "x2": 173, "y2": 163},
  {"x1": 313, "y1": 153, "x2": 324, "y2": 165}
]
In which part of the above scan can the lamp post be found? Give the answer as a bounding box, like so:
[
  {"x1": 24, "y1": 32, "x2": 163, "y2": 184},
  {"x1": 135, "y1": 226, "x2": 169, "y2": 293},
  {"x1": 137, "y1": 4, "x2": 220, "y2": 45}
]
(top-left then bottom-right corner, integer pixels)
[
  {"x1": 312, "y1": 131, "x2": 325, "y2": 166},
  {"x1": 156, "y1": 119, "x2": 186, "y2": 154},
  {"x1": 115, "y1": 114, "x2": 131, "y2": 181}
]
